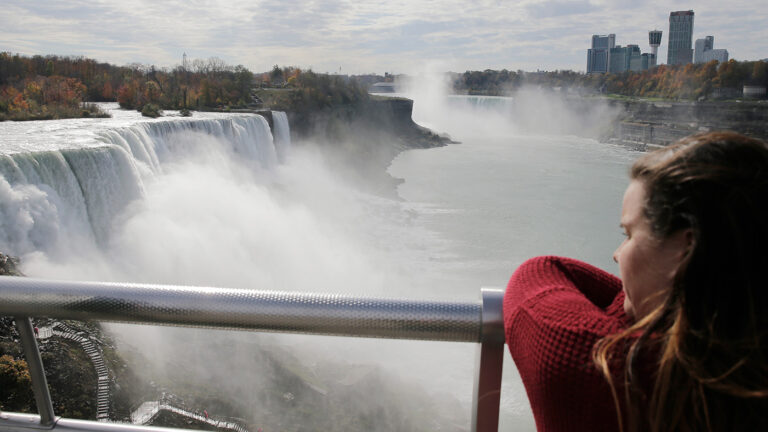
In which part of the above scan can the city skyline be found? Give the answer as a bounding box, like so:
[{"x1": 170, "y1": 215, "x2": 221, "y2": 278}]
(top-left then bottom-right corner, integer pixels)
[
  {"x1": 587, "y1": 9, "x2": 742, "y2": 73},
  {"x1": 1, "y1": 1, "x2": 766, "y2": 75}
]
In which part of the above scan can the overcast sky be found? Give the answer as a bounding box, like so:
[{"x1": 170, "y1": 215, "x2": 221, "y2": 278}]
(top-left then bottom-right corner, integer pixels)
[{"x1": 1, "y1": 0, "x2": 765, "y2": 74}]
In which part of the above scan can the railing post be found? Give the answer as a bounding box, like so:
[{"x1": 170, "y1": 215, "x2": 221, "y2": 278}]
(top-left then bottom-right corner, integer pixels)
[
  {"x1": 15, "y1": 316, "x2": 56, "y2": 427},
  {"x1": 471, "y1": 288, "x2": 505, "y2": 432}
]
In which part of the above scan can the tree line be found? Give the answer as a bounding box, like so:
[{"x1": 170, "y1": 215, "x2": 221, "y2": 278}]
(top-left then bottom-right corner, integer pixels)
[
  {"x1": 0, "y1": 52, "x2": 373, "y2": 121},
  {"x1": 453, "y1": 60, "x2": 768, "y2": 100},
  {"x1": 5, "y1": 51, "x2": 763, "y2": 121},
  {"x1": 0, "y1": 52, "x2": 259, "y2": 113}
]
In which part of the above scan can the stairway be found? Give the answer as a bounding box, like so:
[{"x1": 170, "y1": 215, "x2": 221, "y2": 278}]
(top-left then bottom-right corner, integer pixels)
[
  {"x1": 47, "y1": 321, "x2": 249, "y2": 432},
  {"x1": 51, "y1": 322, "x2": 111, "y2": 422},
  {"x1": 130, "y1": 398, "x2": 249, "y2": 432}
]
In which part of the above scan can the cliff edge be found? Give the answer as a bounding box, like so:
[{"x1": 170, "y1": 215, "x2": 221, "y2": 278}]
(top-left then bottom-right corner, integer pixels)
[
  {"x1": 605, "y1": 98, "x2": 768, "y2": 149},
  {"x1": 258, "y1": 88, "x2": 452, "y2": 195}
]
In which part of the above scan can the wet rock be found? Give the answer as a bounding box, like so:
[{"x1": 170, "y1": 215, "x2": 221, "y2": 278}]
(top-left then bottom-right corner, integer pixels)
[{"x1": 0, "y1": 253, "x2": 23, "y2": 276}]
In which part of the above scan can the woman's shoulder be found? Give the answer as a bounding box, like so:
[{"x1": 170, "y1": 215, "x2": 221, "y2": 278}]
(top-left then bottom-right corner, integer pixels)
[
  {"x1": 504, "y1": 255, "x2": 628, "y2": 361},
  {"x1": 505, "y1": 256, "x2": 623, "y2": 315},
  {"x1": 503, "y1": 256, "x2": 633, "y2": 432}
]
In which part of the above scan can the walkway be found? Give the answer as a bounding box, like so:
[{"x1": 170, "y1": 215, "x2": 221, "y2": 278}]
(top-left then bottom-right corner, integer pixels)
[
  {"x1": 39, "y1": 322, "x2": 111, "y2": 421},
  {"x1": 38, "y1": 322, "x2": 248, "y2": 432},
  {"x1": 130, "y1": 399, "x2": 248, "y2": 432}
]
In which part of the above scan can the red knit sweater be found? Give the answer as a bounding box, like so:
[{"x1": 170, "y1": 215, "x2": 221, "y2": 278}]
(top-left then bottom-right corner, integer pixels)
[{"x1": 504, "y1": 256, "x2": 630, "y2": 432}]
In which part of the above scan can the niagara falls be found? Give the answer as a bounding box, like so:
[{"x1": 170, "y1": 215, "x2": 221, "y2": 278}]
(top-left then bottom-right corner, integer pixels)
[{"x1": 2, "y1": 2, "x2": 767, "y2": 431}]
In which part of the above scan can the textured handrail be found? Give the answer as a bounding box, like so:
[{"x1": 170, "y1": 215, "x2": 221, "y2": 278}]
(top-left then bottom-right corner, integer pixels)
[{"x1": 0, "y1": 277, "x2": 482, "y2": 342}]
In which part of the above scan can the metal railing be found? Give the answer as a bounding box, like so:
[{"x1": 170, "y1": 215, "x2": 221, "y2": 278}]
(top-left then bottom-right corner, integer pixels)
[{"x1": 0, "y1": 276, "x2": 505, "y2": 432}]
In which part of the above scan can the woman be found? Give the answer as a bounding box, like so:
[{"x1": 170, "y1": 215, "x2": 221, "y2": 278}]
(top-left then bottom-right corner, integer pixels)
[{"x1": 504, "y1": 132, "x2": 768, "y2": 432}]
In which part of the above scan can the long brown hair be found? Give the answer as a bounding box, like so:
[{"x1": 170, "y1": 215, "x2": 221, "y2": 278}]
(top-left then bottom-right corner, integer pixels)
[{"x1": 594, "y1": 132, "x2": 768, "y2": 432}]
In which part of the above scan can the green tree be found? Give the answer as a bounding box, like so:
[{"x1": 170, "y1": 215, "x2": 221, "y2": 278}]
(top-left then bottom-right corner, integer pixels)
[
  {"x1": 751, "y1": 61, "x2": 767, "y2": 85},
  {"x1": 0, "y1": 354, "x2": 34, "y2": 412},
  {"x1": 718, "y1": 60, "x2": 746, "y2": 88},
  {"x1": 270, "y1": 64, "x2": 284, "y2": 85}
]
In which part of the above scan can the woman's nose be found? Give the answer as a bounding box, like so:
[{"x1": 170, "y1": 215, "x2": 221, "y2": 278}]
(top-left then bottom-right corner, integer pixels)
[{"x1": 612, "y1": 248, "x2": 619, "y2": 264}]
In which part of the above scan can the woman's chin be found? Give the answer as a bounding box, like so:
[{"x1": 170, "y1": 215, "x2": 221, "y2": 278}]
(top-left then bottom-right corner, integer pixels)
[{"x1": 623, "y1": 296, "x2": 636, "y2": 320}]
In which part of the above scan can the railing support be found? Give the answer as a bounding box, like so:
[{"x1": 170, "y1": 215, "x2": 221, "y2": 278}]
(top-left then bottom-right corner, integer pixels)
[
  {"x1": 471, "y1": 288, "x2": 505, "y2": 432},
  {"x1": 15, "y1": 316, "x2": 56, "y2": 427}
]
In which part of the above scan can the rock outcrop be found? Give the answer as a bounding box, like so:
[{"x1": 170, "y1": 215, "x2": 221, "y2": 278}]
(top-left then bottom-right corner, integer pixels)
[
  {"x1": 0, "y1": 253, "x2": 22, "y2": 276},
  {"x1": 606, "y1": 99, "x2": 768, "y2": 149},
  {"x1": 284, "y1": 97, "x2": 452, "y2": 196}
]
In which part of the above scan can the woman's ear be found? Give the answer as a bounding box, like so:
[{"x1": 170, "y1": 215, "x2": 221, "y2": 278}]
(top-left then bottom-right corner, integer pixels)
[
  {"x1": 671, "y1": 228, "x2": 695, "y2": 265},
  {"x1": 663, "y1": 228, "x2": 694, "y2": 280}
]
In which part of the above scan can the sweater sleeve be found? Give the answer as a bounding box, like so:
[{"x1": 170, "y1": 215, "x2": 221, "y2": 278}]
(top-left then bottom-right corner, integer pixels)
[{"x1": 504, "y1": 256, "x2": 628, "y2": 432}]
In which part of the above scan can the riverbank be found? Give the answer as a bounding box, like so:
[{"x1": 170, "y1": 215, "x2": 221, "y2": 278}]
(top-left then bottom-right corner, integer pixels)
[
  {"x1": 0, "y1": 102, "x2": 110, "y2": 121},
  {"x1": 603, "y1": 98, "x2": 768, "y2": 149}
]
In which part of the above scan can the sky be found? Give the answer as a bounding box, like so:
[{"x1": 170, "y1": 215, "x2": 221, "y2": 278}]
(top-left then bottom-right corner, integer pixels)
[{"x1": 1, "y1": 0, "x2": 766, "y2": 75}]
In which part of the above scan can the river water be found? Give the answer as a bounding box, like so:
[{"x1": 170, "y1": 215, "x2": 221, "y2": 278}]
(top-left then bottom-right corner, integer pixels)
[
  {"x1": 387, "y1": 91, "x2": 638, "y2": 429},
  {"x1": 390, "y1": 94, "x2": 635, "y2": 295},
  {"x1": 0, "y1": 96, "x2": 639, "y2": 430}
]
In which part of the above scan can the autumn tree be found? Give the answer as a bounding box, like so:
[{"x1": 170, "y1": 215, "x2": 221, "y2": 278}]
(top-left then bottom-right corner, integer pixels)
[
  {"x1": 751, "y1": 61, "x2": 767, "y2": 85},
  {"x1": 116, "y1": 80, "x2": 140, "y2": 109},
  {"x1": 0, "y1": 354, "x2": 34, "y2": 412}
]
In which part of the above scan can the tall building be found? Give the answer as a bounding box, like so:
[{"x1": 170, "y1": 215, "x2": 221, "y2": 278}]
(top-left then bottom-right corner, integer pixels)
[
  {"x1": 667, "y1": 10, "x2": 694, "y2": 65},
  {"x1": 694, "y1": 36, "x2": 714, "y2": 62},
  {"x1": 587, "y1": 34, "x2": 615, "y2": 74},
  {"x1": 609, "y1": 45, "x2": 641, "y2": 73},
  {"x1": 587, "y1": 34, "x2": 656, "y2": 74},
  {"x1": 695, "y1": 36, "x2": 729, "y2": 64},
  {"x1": 631, "y1": 54, "x2": 656, "y2": 72},
  {"x1": 648, "y1": 30, "x2": 662, "y2": 58}
]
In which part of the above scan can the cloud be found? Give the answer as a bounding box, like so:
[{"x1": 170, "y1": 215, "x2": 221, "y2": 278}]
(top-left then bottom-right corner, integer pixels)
[
  {"x1": 0, "y1": 0, "x2": 765, "y2": 73},
  {"x1": 526, "y1": 1, "x2": 597, "y2": 18}
]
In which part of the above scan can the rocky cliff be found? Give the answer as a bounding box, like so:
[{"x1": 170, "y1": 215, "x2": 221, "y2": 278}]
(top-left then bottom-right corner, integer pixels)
[
  {"x1": 605, "y1": 99, "x2": 768, "y2": 149},
  {"x1": 287, "y1": 96, "x2": 448, "y2": 150},
  {"x1": 285, "y1": 96, "x2": 452, "y2": 195}
]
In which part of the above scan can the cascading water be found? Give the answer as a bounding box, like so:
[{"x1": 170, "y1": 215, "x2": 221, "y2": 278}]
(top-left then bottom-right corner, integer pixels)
[
  {"x1": 0, "y1": 109, "x2": 284, "y2": 257},
  {"x1": 272, "y1": 111, "x2": 291, "y2": 163},
  {"x1": 101, "y1": 115, "x2": 279, "y2": 177},
  {"x1": 1, "y1": 104, "x2": 475, "y2": 431}
]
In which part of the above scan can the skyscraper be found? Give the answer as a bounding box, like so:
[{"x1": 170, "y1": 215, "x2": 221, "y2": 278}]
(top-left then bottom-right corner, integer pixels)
[
  {"x1": 631, "y1": 54, "x2": 655, "y2": 72},
  {"x1": 609, "y1": 45, "x2": 641, "y2": 73},
  {"x1": 587, "y1": 34, "x2": 615, "y2": 74},
  {"x1": 694, "y1": 36, "x2": 714, "y2": 62},
  {"x1": 695, "y1": 36, "x2": 729, "y2": 64},
  {"x1": 667, "y1": 10, "x2": 694, "y2": 65}
]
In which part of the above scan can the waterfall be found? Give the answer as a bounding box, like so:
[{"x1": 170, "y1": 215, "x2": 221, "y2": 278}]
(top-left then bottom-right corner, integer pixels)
[
  {"x1": 0, "y1": 113, "x2": 287, "y2": 256},
  {"x1": 101, "y1": 116, "x2": 280, "y2": 175},
  {"x1": 61, "y1": 146, "x2": 145, "y2": 246},
  {"x1": 272, "y1": 111, "x2": 291, "y2": 163}
]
